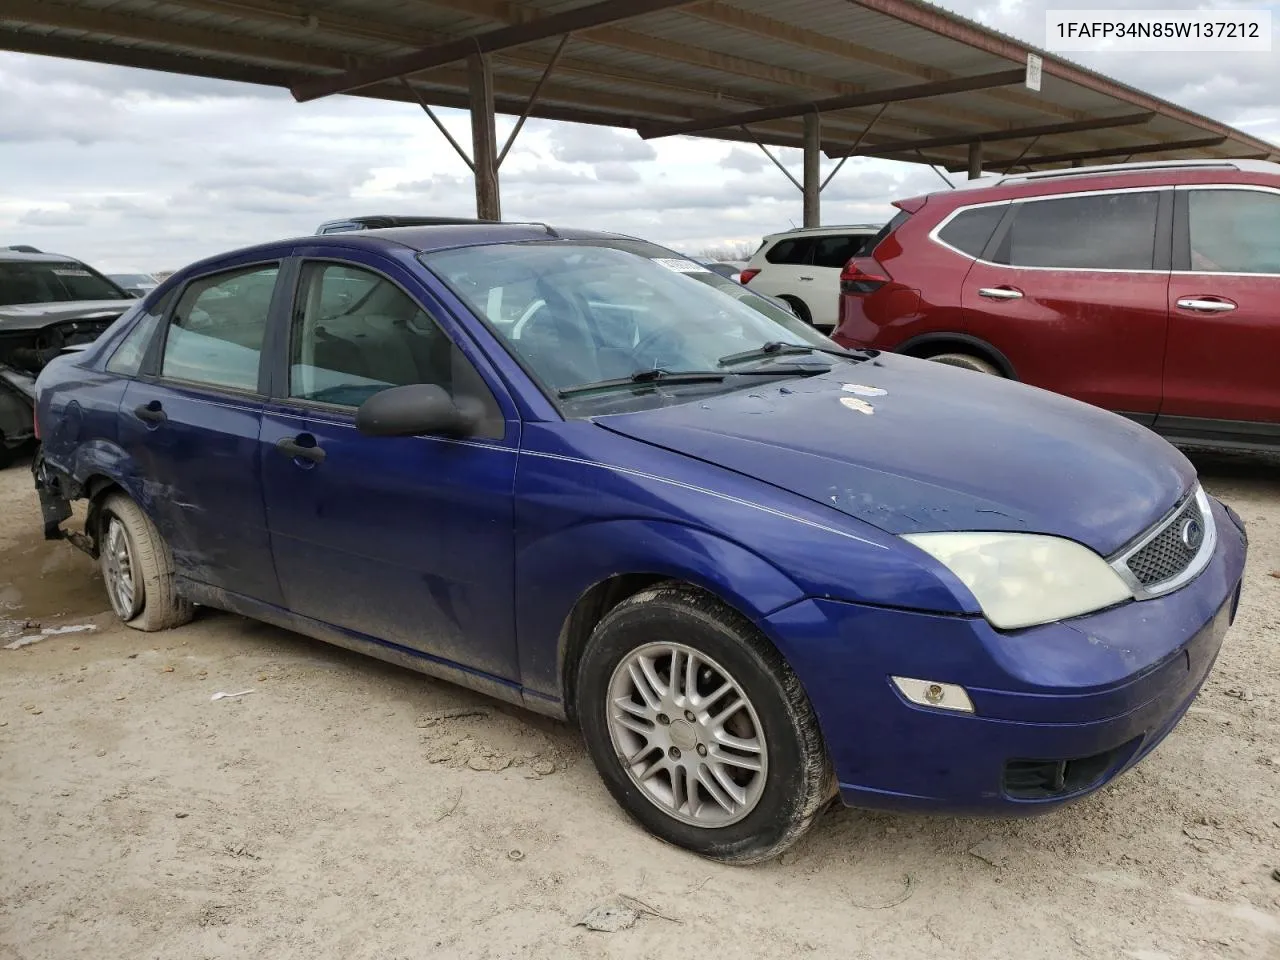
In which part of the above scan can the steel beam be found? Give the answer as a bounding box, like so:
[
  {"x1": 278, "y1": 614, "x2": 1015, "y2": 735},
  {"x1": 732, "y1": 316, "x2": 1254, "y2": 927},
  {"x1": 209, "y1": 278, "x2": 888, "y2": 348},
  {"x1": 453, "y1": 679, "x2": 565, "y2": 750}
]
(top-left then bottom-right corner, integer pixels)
[
  {"x1": 961, "y1": 136, "x2": 1229, "y2": 170},
  {"x1": 290, "y1": 0, "x2": 695, "y2": 101},
  {"x1": 830, "y1": 112, "x2": 1155, "y2": 158},
  {"x1": 636, "y1": 69, "x2": 1025, "y2": 140},
  {"x1": 469, "y1": 54, "x2": 501, "y2": 221},
  {"x1": 803, "y1": 113, "x2": 822, "y2": 227}
]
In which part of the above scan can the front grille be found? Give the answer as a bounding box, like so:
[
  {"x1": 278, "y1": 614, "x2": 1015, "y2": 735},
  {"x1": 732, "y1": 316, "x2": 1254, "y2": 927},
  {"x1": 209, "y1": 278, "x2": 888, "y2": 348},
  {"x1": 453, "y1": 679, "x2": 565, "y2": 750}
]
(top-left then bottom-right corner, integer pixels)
[{"x1": 1126, "y1": 495, "x2": 1204, "y2": 587}]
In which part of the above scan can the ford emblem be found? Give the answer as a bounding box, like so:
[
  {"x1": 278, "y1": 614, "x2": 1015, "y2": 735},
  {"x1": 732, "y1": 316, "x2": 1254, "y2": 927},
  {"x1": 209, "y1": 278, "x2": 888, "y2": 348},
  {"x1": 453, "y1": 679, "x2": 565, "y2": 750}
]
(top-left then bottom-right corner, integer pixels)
[{"x1": 1179, "y1": 517, "x2": 1204, "y2": 551}]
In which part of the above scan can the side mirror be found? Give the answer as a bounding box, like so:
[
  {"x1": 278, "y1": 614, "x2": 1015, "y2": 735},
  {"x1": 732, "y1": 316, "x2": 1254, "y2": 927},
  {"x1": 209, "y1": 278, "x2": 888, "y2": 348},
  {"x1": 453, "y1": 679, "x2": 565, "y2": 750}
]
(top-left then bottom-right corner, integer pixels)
[{"x1": 355, "y1": 384, "x2": 478, "y2": 437}]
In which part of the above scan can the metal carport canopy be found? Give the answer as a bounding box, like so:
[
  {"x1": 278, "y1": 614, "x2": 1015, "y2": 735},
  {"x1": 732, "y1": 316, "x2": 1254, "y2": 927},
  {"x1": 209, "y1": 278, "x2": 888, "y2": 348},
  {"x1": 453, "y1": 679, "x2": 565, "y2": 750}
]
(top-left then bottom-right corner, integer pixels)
[{"x1": 2, "y1": 0, "x2": 1273, "y2": 223}]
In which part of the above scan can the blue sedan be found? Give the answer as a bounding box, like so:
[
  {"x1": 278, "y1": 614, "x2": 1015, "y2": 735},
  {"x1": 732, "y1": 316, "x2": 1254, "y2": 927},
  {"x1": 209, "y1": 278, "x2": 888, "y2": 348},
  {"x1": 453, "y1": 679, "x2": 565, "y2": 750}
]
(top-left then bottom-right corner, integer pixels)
[{"x1": 32, "y1": 223, "x2": 1247, "y2": 863}]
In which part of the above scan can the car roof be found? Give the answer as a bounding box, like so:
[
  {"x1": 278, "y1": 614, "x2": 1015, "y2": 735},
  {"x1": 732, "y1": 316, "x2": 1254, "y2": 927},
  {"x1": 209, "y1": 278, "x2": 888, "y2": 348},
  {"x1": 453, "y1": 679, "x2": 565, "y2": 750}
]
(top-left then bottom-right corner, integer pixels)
[
  {"x1": 173, "y1": 223, "x2": 687, "y2": 280},
  {"x1": 0, "y1": 249, "x2": 81, "y2": 263},
  {"x1": 761, "y1": 224, "x2": 882, "y2": 241},
  {"x1": 900, "y1": 157, "x2": 1280, "y2": 211}
]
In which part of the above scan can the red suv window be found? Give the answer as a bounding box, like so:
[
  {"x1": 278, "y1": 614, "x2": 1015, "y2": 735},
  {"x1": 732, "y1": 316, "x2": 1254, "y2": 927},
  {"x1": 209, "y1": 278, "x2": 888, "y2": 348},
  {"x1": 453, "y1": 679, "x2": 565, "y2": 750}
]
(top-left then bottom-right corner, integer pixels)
[{"x1": 992, "y1": 192, "x2": 1160, "y2": 270}]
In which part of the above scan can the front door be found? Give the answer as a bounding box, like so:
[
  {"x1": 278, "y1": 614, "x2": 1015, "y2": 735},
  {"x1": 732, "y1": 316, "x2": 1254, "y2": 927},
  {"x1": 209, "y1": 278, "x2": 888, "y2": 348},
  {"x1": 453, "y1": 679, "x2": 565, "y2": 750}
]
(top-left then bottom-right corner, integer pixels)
[
  {"x1": 961, "y1": 188, "x2": 1171, "y2": 417},
  {"x1": 117, "y1": 261, "x2": 284, "y2": 606},
  {"x1": 1158, "y1": 185, "x2": 1280, "y2": 444},
  {"x1": 258, "y1": 257, "x2": 522, "y2": 680}
]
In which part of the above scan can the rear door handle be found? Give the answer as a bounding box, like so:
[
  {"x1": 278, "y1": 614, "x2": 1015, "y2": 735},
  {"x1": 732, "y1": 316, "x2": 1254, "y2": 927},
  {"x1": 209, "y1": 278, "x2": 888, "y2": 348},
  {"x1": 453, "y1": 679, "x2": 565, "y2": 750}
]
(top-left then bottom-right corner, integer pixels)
[
  {"x1": 276, "y1": 435, "x2": 326, "y2": 464},
  {"x1": 1175, "y1": 297, "x2": 1236, "y2": 313},
  {"x1": 978, "y1": 287, "x2": 1023, "y2": 301},
  {"x1": 133, "y1": 401, "x2": 167, "y2": 423}
]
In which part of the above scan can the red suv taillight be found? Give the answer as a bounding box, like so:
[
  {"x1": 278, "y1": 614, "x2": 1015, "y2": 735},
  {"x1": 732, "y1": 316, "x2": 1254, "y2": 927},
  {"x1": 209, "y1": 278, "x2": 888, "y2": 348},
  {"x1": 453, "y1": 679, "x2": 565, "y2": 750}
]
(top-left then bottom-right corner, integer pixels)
[
  {"x1": 839, "y1": 257, "x2": 890, "y2": 295},
  {"x1": 739, "y1": 268, "x2": 760, "y2": 285}
]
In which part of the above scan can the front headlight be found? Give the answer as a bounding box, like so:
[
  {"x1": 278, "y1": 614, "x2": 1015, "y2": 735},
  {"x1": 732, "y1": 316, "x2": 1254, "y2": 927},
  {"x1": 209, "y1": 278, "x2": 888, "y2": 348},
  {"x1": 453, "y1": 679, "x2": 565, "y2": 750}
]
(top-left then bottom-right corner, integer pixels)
[{"x1": 902, "y1": 532, "x2": 1133, "y2": 630}]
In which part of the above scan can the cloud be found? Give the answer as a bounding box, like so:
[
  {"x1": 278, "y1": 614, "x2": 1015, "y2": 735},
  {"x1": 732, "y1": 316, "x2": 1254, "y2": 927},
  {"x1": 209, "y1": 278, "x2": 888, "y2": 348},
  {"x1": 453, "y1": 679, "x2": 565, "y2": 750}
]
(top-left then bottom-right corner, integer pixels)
[
  {"x1": 721, "y1": 148, "x2": 768, "y2": 174},
  {"x1": 593, "y1": 162, "x2": 641, "y2": 183},
  {"x1": 18, "y1": 208, "x2": 86, "y2": 228},
  {"x1": 548, "y1": 125, "x2": 656, "y2": 163}
]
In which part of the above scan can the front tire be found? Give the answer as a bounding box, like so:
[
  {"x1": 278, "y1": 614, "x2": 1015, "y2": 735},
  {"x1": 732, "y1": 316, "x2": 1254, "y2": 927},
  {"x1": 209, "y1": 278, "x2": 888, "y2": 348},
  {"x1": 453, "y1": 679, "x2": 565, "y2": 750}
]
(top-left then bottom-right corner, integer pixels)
[
  {"x1": 98, "y1": 494, "x2": 194, "y2": 632},
  {"x1": 576, "y1": 583, "x2": 832, "y2": 864}
]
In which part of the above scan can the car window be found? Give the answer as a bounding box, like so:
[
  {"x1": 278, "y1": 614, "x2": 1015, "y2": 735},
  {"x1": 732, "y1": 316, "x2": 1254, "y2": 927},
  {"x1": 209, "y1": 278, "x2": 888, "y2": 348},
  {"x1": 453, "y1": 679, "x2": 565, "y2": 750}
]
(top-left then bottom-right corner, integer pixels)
[
  {"x1": 160, "y1": 264, "x2": 277, "y2": 392},
  {"x1": 995, "y1": 192, "x2": 1159, "y2": 270},
  {"x1": 423, "y1": 243, "x2": 831, "y2": 408},
  {"x1": 106, "y1": 306, "x2": 164, "y2": 376},
  {"x1": 290, "y1": 262, "x2": 458, "y2": 409},
  {"x1": 765, "y1": 238, "x2": 815, "y2": 265},
  {"x1": 863, "y1": 211, "x2": 908, "y2": 257},
  {"x1": 937, "y1": 204, "x2": 1006, "y2": 257},
  {"x1": 0, "y1": 260, "x2": 129, "y2": 305},
  {"x1": 1187, "y1": 189, "x2": 1280, "y2": 274},
  {"x1": 811, "y1": 234, "x2": 872, "y2": 269}
]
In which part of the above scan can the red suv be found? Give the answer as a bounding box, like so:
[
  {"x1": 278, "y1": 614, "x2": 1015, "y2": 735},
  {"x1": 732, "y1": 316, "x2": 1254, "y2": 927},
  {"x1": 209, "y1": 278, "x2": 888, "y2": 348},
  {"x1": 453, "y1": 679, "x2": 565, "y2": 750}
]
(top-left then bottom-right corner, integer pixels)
[{"x1": 833, "y1": 159, "x2": 1280, "y2": 453}]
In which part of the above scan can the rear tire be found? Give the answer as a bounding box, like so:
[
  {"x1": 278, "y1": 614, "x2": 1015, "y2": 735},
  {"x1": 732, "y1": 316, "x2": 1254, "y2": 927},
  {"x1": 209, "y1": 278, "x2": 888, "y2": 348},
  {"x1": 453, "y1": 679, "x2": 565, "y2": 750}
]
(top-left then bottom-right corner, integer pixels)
[
  {"x1": 779, "y1": 296, "x2": 813, "y2": 328},
  {"x1": 927, "y1": 352, "x2": 1001, "y2": 375},
  {"x1": 98, "y1": 493, "x2": 194, "y2": 632},
  {"x1": 576, "y1": 583, "x2": 833, "y2": 864}
]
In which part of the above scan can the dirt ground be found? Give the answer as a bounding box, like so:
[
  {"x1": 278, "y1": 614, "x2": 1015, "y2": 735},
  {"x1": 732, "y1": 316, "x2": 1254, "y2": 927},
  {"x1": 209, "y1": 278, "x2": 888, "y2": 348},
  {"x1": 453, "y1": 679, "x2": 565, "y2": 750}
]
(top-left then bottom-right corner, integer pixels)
[{"x1": 1, "y1": 449, "x2": 1278, "y2": 960}]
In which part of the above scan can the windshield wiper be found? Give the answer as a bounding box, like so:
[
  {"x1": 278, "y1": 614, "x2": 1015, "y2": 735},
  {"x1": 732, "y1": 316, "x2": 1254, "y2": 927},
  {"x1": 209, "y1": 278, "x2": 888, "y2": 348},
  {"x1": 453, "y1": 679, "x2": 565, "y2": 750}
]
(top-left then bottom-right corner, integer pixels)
[
  {"x1": 717, "y1": 341, "x2": 862, "y2": 367},
  {"x1": 557, "y1": 364, "x2": 829, "y2": 399}
]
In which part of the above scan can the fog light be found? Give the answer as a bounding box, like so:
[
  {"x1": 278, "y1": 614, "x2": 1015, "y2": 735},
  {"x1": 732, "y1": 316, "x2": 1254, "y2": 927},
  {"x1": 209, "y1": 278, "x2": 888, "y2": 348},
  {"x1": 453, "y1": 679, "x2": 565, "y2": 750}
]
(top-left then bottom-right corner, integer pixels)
[{"x1": 891, "y1": 676, "x2": 975, "y2": 714}]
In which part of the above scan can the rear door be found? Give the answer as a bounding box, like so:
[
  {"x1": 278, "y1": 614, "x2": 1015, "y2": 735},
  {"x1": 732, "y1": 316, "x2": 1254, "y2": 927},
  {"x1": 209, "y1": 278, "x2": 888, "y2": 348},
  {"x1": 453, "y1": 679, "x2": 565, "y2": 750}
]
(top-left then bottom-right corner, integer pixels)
[
  {"x1": 1157, "y1": 184, "x2": 1280, "y2": 444},
  {"x1": 747, "y1": 236, "x2": 818, "y2": 319},
  {"x1": 808, "y1": 232, "x2": 875, "y2": 329},
  {"x1": 117, "y1": 260, "x2": 286, "y2": 606},
  {"x1": 960, "y1": 188, "x2": 1171, "y2": 418},
  {"x1": 258, "y1": 253, "x2": 522, "y2": 680}
]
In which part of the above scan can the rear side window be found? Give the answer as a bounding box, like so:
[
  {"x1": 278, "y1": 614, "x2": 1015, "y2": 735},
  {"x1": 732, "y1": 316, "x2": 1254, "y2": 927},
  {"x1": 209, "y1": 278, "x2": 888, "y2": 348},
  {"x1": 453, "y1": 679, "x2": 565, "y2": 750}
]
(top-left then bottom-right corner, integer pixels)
[
  {"x1": 1187, "y1": 189, "x2": 1280, "y2": 274},
  {"x1": 995, "y1": 192, "x2": 1159, "y2": 270},
  {"x1": 937, "y1": 204, "x2": 1006, "y2": 257},
  {"x1": 106, "y1": 304, "x2": 164, "y2": 376},
  {"x1": 765, "y1": 238, "x2": 815, "y2": 265},
  {"x1": 811, "y1": 234, "x2": 872, "y2": 269},
  {"x1": 161, "y1": 264, "x2": 278, "y2": 392}
]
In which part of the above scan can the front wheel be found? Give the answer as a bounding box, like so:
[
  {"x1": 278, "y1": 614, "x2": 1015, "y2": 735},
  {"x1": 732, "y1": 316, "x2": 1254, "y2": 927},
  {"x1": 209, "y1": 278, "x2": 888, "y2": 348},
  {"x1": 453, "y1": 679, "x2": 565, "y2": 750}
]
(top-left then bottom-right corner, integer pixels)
[
  {"x1": 98, "y1": 494, "x2": 194, "y2": 632},
  {"x1": 576, "y1": 584, "x2": 832, "y2": 864}
]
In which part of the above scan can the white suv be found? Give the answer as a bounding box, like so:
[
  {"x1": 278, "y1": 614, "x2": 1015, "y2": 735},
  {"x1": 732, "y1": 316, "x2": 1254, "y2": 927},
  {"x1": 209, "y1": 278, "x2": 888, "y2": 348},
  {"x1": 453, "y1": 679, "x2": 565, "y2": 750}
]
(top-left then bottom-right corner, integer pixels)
[{"x1": 740, "y1": 225, "x2": 882, "y2": 330}]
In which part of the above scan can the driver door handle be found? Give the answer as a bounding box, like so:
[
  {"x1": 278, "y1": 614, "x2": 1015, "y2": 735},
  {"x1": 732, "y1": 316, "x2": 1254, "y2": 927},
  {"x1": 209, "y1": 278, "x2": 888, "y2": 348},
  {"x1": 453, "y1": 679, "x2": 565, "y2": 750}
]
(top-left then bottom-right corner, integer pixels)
[
  {"x1": 276, "y1": 435, "x2": 326, "y2": 463},
  {"x1": 978, "y1": 286, "x2": 1023, "y2": 301},
  {"x1": 134, "y1": 401, "x2": 167, "y2": 423}
]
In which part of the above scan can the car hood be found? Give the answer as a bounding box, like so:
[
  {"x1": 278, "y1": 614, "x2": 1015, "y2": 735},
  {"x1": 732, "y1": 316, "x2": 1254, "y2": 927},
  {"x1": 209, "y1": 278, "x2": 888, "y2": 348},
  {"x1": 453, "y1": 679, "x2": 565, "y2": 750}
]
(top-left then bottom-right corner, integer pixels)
[
  {"x1": 593, "y1": 355, "x2": 1193, "y2": 556},
  {"x1": 0, "y1": 300, "x2": 135, "y2": 333}
]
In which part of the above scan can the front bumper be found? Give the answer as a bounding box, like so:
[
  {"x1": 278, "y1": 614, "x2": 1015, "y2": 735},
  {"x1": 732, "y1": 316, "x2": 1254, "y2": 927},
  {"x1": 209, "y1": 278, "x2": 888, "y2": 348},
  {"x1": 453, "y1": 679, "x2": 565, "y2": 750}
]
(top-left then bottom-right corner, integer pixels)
[{"x1": 764, "y1": 497, "x2": 1248, "y2": 814}]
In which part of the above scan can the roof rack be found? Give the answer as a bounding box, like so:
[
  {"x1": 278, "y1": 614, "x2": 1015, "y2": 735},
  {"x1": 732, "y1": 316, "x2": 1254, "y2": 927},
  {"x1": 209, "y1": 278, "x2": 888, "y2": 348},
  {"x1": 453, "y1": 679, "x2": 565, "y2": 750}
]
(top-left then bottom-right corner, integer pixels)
[{"x1": 954, "y1": 158, "x2": 1280, "y2": 190}]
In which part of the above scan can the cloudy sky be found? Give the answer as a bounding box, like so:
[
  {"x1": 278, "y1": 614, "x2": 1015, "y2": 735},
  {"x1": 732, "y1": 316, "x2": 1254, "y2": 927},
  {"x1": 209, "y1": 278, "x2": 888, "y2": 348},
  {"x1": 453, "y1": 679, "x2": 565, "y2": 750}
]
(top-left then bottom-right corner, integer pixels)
[{"x1": 1, "y1": 0, "x2": 1277, "y2": 273}]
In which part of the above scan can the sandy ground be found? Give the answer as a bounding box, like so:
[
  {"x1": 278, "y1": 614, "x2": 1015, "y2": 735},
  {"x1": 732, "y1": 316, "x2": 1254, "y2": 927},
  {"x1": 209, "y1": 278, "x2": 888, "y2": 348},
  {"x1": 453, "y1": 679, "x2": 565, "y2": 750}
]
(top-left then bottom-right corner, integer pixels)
[{"x1": 1, "y1": 449, "x2": 1278, "y2": 960}]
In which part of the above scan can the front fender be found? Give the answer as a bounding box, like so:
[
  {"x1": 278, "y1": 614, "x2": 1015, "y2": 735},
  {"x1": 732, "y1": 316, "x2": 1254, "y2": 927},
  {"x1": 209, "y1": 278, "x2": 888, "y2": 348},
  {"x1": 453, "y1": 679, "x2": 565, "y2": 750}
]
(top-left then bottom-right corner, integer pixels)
[{"x1": 515, "y1": 518, "x2": 805, "y2": 701}]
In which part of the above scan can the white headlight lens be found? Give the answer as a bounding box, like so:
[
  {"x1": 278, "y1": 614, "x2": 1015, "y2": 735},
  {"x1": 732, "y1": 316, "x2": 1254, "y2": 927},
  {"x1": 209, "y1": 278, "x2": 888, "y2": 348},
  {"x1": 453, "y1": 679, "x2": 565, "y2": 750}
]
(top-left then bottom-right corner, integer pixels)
[{"x1": 902, "y1": 532, "x2": 1132, "y2": 630}]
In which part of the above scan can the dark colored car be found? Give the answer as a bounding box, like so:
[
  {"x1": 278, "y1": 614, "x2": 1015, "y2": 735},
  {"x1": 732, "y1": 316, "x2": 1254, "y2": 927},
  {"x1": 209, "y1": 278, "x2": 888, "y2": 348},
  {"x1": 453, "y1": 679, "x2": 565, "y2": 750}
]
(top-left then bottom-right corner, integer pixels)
[
  {"x1": 833, "y1": 159, "x2": 1280, "y2": 453},
  {"x1": 0, "y1": 248, "x2": 134, "y2": 465},
  {"x1": 33, "y1": 223, "x2": 1245, "y2": 863}
]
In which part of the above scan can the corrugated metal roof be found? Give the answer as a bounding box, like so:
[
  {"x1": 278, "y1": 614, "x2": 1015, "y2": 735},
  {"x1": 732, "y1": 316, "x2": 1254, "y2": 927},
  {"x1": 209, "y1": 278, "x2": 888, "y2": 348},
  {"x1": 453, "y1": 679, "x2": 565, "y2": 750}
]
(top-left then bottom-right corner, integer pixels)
[{"x1": 0, "y1": 0, "x2": 1272, "y2": 171}]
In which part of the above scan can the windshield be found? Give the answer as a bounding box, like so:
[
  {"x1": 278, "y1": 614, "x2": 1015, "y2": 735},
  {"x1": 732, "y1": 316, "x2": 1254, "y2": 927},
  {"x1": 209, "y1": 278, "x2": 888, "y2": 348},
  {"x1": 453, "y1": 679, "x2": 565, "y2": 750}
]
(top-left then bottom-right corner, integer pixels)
[
  {"x1": 423, "y1": 242, "x2": 833, "y2": 411},
  {"x1": 0, "y1": 261, "x2": 129, "y2": 305}
]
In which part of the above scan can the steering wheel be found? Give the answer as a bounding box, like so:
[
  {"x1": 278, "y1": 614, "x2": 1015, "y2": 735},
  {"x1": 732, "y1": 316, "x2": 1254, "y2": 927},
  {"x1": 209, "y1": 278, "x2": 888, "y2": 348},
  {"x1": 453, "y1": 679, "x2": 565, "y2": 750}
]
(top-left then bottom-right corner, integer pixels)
[{"x1": 631, "y1": 325, "x2": 690, "y2": 369}]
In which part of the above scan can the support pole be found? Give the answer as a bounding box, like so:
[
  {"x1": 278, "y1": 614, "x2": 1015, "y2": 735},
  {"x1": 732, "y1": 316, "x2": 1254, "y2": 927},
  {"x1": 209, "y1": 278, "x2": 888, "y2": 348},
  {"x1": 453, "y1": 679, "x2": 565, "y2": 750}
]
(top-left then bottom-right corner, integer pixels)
[
  {"x1": 803, "y1": 112, "x2": 821, "y2": 227},
  {"x1": 469, "y1": 53, "x2": 500, "y2": 221},
  {"x1": 967, "y1": 140, "x2": 983, "y2": 179}
]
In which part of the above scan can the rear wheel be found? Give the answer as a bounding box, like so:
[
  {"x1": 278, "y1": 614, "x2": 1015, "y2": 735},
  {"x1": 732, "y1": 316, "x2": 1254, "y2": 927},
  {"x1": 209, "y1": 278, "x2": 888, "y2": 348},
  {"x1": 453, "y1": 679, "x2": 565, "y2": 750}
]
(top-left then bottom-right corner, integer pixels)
[
  {"x1": 779, "y1": 296, "x2": 813, "y2": 328},
  {"x1": 98, "y1": 494, "x2": 193, "y2": 632},
  {"x1": 576, "y1": 583, "x2": 832, "y2": 864},
  {"x1": 927, "y1": 352, "x2": 1001, "y2": 375}
]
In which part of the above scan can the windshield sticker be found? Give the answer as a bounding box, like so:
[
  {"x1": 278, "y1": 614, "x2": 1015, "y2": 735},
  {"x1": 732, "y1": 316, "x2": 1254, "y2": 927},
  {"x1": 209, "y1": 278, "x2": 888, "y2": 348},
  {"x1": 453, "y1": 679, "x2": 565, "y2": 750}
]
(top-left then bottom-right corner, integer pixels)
[
  {"x1": 52, "y1": 268, "x2": 92, "y2": 277},
  {"x1": 840, "y1": 396, "x2": 875, "y2": 415},
  {"x1": 842, "y1": 383, "x2": 887, "y2": 397},
  {"x1": 651, "y1": 258, "x2": 711, "y2": 274}
]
